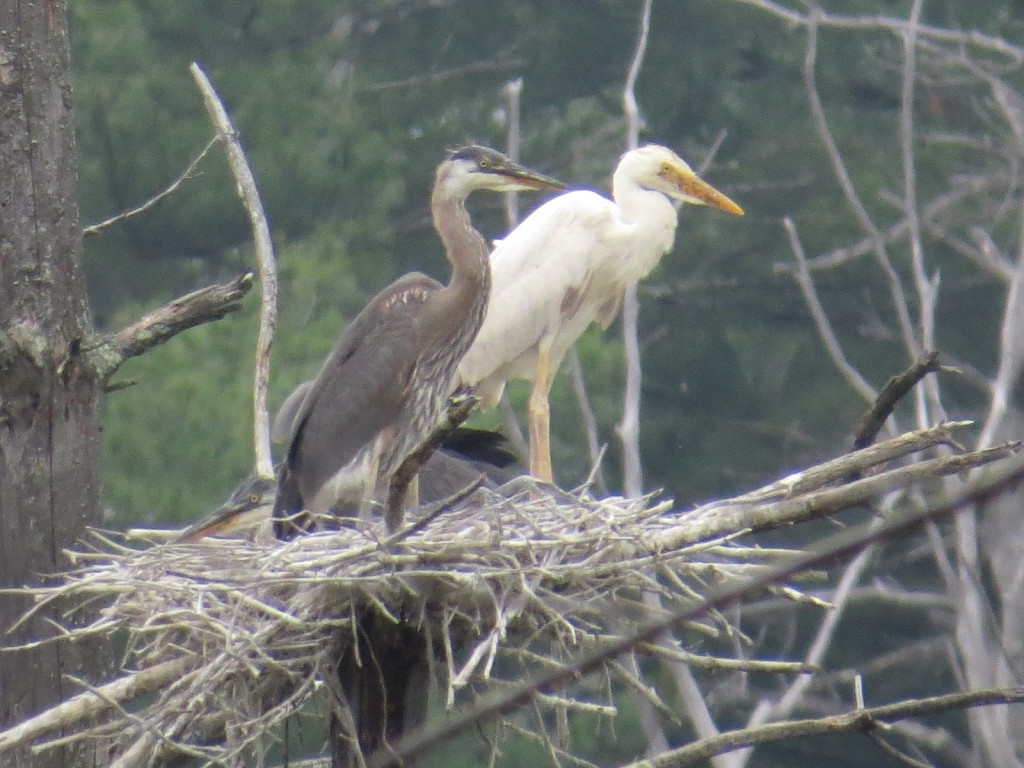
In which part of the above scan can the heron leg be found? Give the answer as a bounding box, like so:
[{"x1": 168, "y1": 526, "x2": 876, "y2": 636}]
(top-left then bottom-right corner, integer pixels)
[
  {"x1": 359, "y1": 453, "x2": 382, "y2": 520},
  {"x1": 528, "y1": 347, "x2": 554, "y2": 483},
  {"x1": 407, "y1": 473, "x2": 419, "y2": 509}
]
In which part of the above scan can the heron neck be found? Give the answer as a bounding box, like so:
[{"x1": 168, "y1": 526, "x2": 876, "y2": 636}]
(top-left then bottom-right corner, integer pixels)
[
  {"x1": 611, "y1": 173, "x2": 679, "y2": 278},
  {"x1": 429, "y1": 180, "x2": 491, "y2": 343}
]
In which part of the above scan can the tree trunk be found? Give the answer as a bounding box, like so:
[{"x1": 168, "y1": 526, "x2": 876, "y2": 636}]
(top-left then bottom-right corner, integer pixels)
[{"x1": 0, "y1": 2, "x2": 110, "y2": 765}]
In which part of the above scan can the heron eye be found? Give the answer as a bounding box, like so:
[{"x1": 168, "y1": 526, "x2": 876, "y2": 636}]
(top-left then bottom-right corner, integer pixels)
[
  {"x1": 249, "y1": 493, "x2": 260, "y2": 503},
  {"x1": 478, "y1": 157, "x2": 491, "y2": 170}
]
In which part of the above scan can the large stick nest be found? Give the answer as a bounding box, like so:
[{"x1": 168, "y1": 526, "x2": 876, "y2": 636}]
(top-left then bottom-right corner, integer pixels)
[{"x1": 9, "y1": 422, "x2": 1017, "y2": 766}]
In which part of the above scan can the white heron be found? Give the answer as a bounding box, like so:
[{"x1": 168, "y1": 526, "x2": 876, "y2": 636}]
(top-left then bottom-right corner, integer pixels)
[{"x1": 456, "y1": 144, "x2": 744, "y2": 483}]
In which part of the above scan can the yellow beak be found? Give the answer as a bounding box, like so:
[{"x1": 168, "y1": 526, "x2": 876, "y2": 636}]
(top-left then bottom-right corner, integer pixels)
[{"x1": 666, "y1": 165, "x2": 745, "y2": 216}]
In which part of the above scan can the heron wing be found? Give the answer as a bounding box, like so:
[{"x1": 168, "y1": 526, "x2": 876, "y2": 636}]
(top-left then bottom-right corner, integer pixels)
[
  {"x1": 272, "y1": 379, "x2": 313, "y2": 444},
  {"x1": 458, "y1": 190, "x2": 624, "y2": 392},
  {"x1": 283, "y1": 273, "x2": 441, "y2": 507}
]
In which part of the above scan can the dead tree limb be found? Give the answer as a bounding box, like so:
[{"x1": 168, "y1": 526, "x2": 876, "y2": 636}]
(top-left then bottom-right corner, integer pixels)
[
  {"x1": 622, "y1": 686, "x2": 1024, "y2": 768},
  {"x1": 88, "y1": 271, "x2": 254, "y2": 383},
  {"x1": 0, "y1": 659, "x2": 191, "y2": 757},
  {"x1": 852, "y1": 352, "x2": 944, "y2": 450},
  {"x1": 190, "y1": 63, "x2": 279, "y2": 480},
  {"x1": 82, "y1": 138, "x2": 218, "y2": 238}
]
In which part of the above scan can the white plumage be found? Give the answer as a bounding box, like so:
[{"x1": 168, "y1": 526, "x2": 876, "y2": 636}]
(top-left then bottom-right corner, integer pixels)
[{"x1": 457, "y1": 144, "x2": 744, "y2": 482}]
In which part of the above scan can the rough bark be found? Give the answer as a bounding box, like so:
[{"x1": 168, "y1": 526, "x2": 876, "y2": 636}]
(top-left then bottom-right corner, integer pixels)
[{"x1": 0, "y1": 2, "x2": 110, "y2": 765}]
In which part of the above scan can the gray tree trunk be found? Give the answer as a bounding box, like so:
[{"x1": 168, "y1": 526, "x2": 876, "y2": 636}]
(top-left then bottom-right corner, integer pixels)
[{"x1": 0, "y1": 2, "x2": 110, "y2": 765}]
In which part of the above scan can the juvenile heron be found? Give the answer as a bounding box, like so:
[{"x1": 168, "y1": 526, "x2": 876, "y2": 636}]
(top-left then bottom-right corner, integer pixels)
[
  {"x1": 172, "y1": 426, "x2": 519, "y2": 543},
  {"x1": 273, "y1": 146, "x2": 564, "y2": 538},
  {"x1": 172, "y1": 472, "x2": 277, "y2": 543},
  {"x1": 456, "y1": 144, "x2": 744, "y2": 483}
]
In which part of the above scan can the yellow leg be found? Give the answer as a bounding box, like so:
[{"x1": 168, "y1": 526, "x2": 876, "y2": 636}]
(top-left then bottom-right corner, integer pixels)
[{"x1": 528, "y1": 347, "x2": 554, "y2": 483}]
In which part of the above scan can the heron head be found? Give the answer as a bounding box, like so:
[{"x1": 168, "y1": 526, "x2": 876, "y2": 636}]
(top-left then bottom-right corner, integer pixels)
[
  {"x1": 222, "y1": 473, "x2": 278, "y2": 515},
  {"x1": 441, "y1": 145, "x2": 567, "y2": 196},
  {"x1": 621, "y1": 145, "x2": 744, "y2": 216},
  {"x1": 172, "y1": 471, "x2": 277, "y2": 543}
]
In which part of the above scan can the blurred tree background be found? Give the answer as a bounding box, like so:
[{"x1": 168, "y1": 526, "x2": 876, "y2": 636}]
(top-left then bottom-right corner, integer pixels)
[
  {"x1": 77, "y1": 0, "x2": 905, "y2": 526},
  {"x1": 76, "y1": 0, "x2": 1018, "y2": 526},
  {"x1": 65, "y1": 1, "x2": 1024, "y2": 765}
]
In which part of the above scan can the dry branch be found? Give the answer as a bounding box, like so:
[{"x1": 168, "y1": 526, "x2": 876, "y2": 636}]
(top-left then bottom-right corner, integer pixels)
[
  {"x1": 852, "y1": 352, "x2": 943, "y2": 450},
  {"x1": 623, "y1": 686, "x2": 1024, "y2": 768},
  {"x1": 0, "y1": 659, "x2": 191, "y2": 756},
  {"x1": 729, "y1": 0, "x2": 1024, "y2": 62},
  {"x1": 88, "y1": 270, "x2": 255, "y2": 383},
  {"x1": 82, "y1": 137, "x2": 218, "y2": 238},
  {"x1": 190, "y1": 63, "x2": 279, "y2": 480}
]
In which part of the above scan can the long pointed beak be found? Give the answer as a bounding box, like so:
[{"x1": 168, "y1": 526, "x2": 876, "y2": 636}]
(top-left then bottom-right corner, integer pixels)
[
  {"x1": 174, "y1": 499, "x2": 271, "y2": 543},
  {"x1": 668, "y1": 166, "x2": 745, "y2": 216},
  {"x1": 500, "y1": 162, "x2": 568, "y2": 193}
]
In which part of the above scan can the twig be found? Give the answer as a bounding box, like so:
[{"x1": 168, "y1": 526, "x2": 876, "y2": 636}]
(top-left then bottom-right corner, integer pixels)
[
  {"x1": 899, "y1": 0, "x2": 942, "y2": 430},
  {"x1": 795, "y1": 176, "x2": 1008, "y2": 272},
  {"x1": 696, "y1": 421, "x2": 970, "y2": 508},
  {"x1": 618, "y1": 5, "x2": 668, "y2": 759},
  {"x1": 568, "y1": 349, "x2": 608, "y2": 496},
  {"x1": 381, "y1": 474, "x2": 486, "y2": 549},
  {"x1": 88, "y1": 271, "x2": 255, "y2": 383},
  {"x1": 725, "y1": 0, "x2": 1024, "y2": 62},
  {"x1": 504, "y1": 77, "x2": 523, "y2": 229},
  {"x1": 365, "y1": 55, "x2": 526, "y2": 92},
  {"x1": 865, "y1": 728, "x2": 931, "y2": 768},
  {"x1": 742, "y1": 538, "x2": 877, "y2": 753},
  {"x1": 801, "y1": 9, "x2": 920, "y2": 359},
  {"x1": 190, "y1": 62, "x2": 278, "y2": 480},
  {"x1": 784, "y1": 216, "x2": 878, "y2": 408},
  {"x1": 82, "y1": 137, "x2": 218, "y2": 237},
  {"x1": 667, "y1": 443, "x2": 1017, "y2": 549}
]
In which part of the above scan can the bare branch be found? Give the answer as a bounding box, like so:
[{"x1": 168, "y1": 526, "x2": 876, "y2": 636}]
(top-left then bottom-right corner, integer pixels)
[
  {"x1": 568, "y1": 349, "x2": 609, "y2": 496},
  {"x1": 784, "y1": 217, "x2": 878, "y2": 407},
  {"x1": 88, "y1": 271, "x2": 255, "y2": 383},
  {"x1": 624, "y1": 686, "x2": 1024, "y2": 768},
  {"x1": 726, "y1": 0, "x2": 1024, "y2": 63},
  {"x1": 742, "y1": 540, "x2": 876, "y2": 757},
  {"x1": 0, "y1": 659, "x2": 191, "y2": 756},
  {"x1": 794, "y1": 175, "x2": 1008, "y2": 272},
  {"x1": 190, "y1": 62, "x2": 278, "y2": 480},
  {"x1": 800, "y1": 10, "x2": 920, "y2": 359},
  {"x1": 617, "y1": 0, "x2": 654, "y2": 500},
  {"x1": 504, "y1": 77, "x2": 523, "y2": 229},
  {"x1": 852, "y1": 352, "x2": 943, "y2": 451},
  {"x1": 364, "y1": 54, "x2": 526, "y2": 92},
  {"x1": 899, "y1": 0, "x2": 943, "y2": 430},
  {"x1": 82, "y1": 137, "x2": 218, "y2": 238}
]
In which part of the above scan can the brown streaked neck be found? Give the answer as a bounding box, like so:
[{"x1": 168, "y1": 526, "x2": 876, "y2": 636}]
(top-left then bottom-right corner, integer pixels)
[{"x1": 428, "y1": 166, "x2": 491, "y2": 343}]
